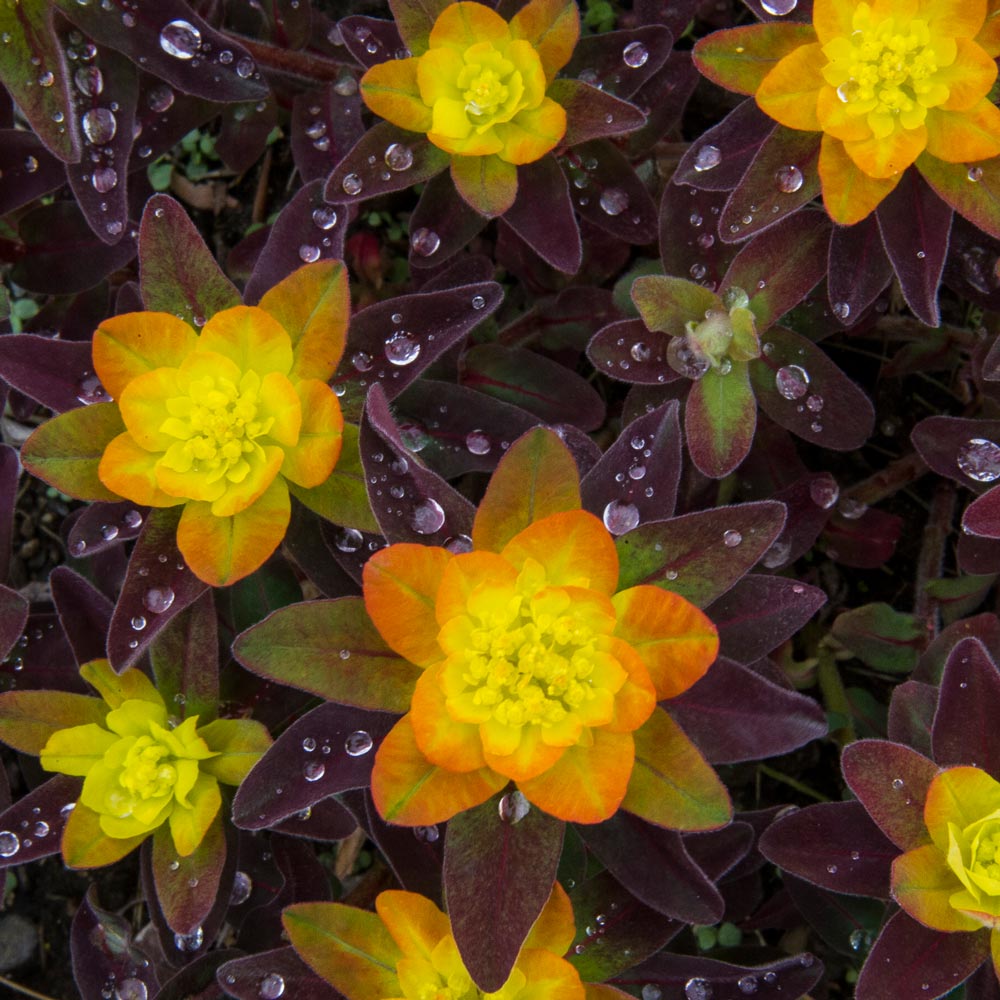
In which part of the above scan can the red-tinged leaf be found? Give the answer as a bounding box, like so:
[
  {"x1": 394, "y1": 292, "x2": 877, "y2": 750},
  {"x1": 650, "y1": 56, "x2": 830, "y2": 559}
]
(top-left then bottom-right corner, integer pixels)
[
  {"x1": 564, "y1": 139, "x2": 657, "y2": 244},
  {"x1": 128, "y1": 81, "x2": 216, "y2": 172},
  {"x1": 932, "y1": 637, "x2": 1000, "y2": 773},
  {"x1": 233, "y1": 703, "x2": 395, "y2": 831},
  {"x1": 139, "y1": 194, "x2": 240, "y2": 324},
  {"x1": 782, "y1": 874, "x2": 887, "y2": 961},
  {"x1": 66, "y1": 501, "x2": 145, "y2": 560},
  {"x1": 13, "y1": 200, "x2": 138, "y2": 294},
  {"x1": 659, "y1": 184, "x2": 740, "y2": 289},
  {"x1": 154, "y1": 949, "x2": 244, "y2": 1000},
  {"x1": 964, "y1": 486, "x2": 1000, "y2": 538},
  {"x1": 0, "y1": 583, "x2": 27, "y2": 665},
  {"x1": 827, "y1": 212, "x2": 893, "y2": 324},
  {"x1": 752, "y1": 325, "x2": 875, "y2": 449},
  {"x1": 388, "y1": 0, "x2": 450, "y2": 53},
  {"x1": 549, "y1": 80, "x2": 646, "y2": 147},
  {"x1": 684, "y1": 821, "x2": 755, "y2": 881},
  {"x1": 444, "y1": 792, "x2": 565, "y2": 991},
  {"x1": 0, "y1": 444, "x2": 16, "y2": 584},
  {"x1": 503, "y1": 154, "x2": 582, "y2": 274},
  {"x1": 451, "y1": 153, "x2": 518, "y2": 218},
  {"x1": 563, "y1": 26, "x2": 672, "y2": 101},
  {"x1": 758, "y1": 800, "x2": 896, "y2": 897},
  {"x1": 625, "y1": 52, "x2": 701, "y2": 158},
  {"x1": 724, "y1": 211, "x2": 831, "y2": 328},
  {"x1": 709, "y1": 575, "x2": 826, "y2": 663},
  {"x1": 361, "y1": 382, "x2": 475, "y2": 543},
  {"x1": 841, "y1": 739, "x2": 938, "y2": 851},
  {"x1": 623, "y1": 707, "x2": 732, "y2": 831},
  {"x1": 616, "y1": 501, "x2": 787, "y2": 607},
  {"x1": 0, "y1": 774, "x2": 80, "y2": 869},
  {"x1": 0, "y1": 610, "x2": 81, "y2": 694},
  {"x1": 0, "y1": 334, "x2": 97, "y2": 413},
  {"x1": 917, "y1": 152, "x2": 1000, "y2": 239},
  {"x1": 327, "y1": 124, "x2": 449, "y2": 205},
  {"x1": 912, "y1": 416, "x2": 1000, "y2": 489},
  {"x1": 0, "y1": 131, "x2": 65, "y2": 214},
  {"x1": 876, "y1": 170, "x2": 952, "y2": 326},
  {"x1": 233, "y1": 597, "x2": 420, "y2": 713},
  {"x1": 673, "y1": 100, "x2": 775, "y2": 191},
  {"x1": 856, "y1": 911, "x2": 988, "y2": 1000},
  {"x1": 944, "y1": 214, "x2": 1000, "y2": 313},
  {"x1": 685, "y1": 362, "x2": 757, "y2": 479},
  {"x1": 272, "y1": 796, "x2": 358, "y2": 843},
  {"x1": 668, "y1": 656, "x2": 827, "y2": 763},
  {"x1": 744, "y1": 0, "x2": 814, "y2": 18},
  {"x1": 831, "y1": 603, "x2": 924, "y2": 674},
  {"x1": 106, "y1": 506, "x2": 208, "y2": 673},
  {"x1": 824, "y1": 506, "x2": 903, "y2": 568},
  {"x1": 216, "y1": 93, "x2": 277, "y2": 174},
  {"x1": 888, "y1": 680, "x2": 937, "y2": 756},
  {"x1": 409, "y1": 171, "x2": 490, "y2": 270},
  {"x1": 501, "y1": 286, "x2": 621, "y2": 352},
  {"x1": 56, "y1": 0, "x2": 268, "y2": 104},
  {"x1": 291, "y1": 84, "x2": 365, "y2": 184},
  {"x1": 21, "y1": 402, "x2": 124, "y2": 502},
  {"x1": 587, "y1": 318, "x2": 679, "y2": 386},
  {"x1": 217, "y1": 947, "x2": 343, "y2": 1000},
  {"x1": 335, "y1": 281, "x2": 503, "y2": 422},
  {"x1": 51, "y1": 566, "x2": 114, "y2": 666},
  {"x1": 577, "y1": 814, "x2": 724, "y2": 923},
  {"x1": 152, "y1": 815, "x2": 225, "y2": 935},
  {"x1": 461, "y1": 343, "x2": 605, "y2": 429},
  {"x1": 692, "y1": 23, "x2": 817, "y2": 96},
  {"x1": 720, "y1": 129, "x2": 821, "y2": 242},
  {"x1": 567, "y1": 870, "x2": 683, "y2": 982},
  {"x1": 630, "y1": 274, "x2": 719, "y2": 338},
  {"x1": 581, "y1": 400, "x2": 682, "y2": 523},
  {"x1": 339, "y1": 15, "x2": 405, "y2": 69}
]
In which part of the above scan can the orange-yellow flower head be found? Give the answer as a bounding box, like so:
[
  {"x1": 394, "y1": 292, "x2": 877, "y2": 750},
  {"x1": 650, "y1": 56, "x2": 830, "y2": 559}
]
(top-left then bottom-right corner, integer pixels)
[{"x1": 360, "y1": 0, "x2": 576, "y2": 165}]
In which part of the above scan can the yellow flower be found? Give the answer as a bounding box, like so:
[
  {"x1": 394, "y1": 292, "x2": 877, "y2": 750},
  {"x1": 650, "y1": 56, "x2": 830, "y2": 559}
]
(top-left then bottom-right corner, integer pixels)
[{"x1": 284, "y1": 883, "x2": 584, "y2": 1000}]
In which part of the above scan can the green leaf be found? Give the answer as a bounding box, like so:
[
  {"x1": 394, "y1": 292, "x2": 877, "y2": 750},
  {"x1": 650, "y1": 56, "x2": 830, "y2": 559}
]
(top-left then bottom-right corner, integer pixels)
[
  {"x1": 685, "y1": 361, "x2": 757, "y2": 479},
  {"x1": 197, "y1": 718, "x2": 272, "y2": 785},
  {"x1": 692, "y1": 23, "x2": 817, "y2": 96},
  {"x1": 631, "y1": 275, "x2": 719, "y2": 337},
  {"x1": 450, "y1": 155, "x2": 519, "y2": 219},
  {"x1": 0, "y1": 690, "x2": 106, "y2": 755},
  {"x1": 388, "y1": 0, "x2": 452, "y2": 54},
  {"x1": 151, "y1": 815, "x2": 225, "y2": 935},
  {"x1": 831, "y1": 603, "x2": 925, "y2": 674},
  {"x1": 917, "y1": 153, "x2": 1000, "y2": 239}
]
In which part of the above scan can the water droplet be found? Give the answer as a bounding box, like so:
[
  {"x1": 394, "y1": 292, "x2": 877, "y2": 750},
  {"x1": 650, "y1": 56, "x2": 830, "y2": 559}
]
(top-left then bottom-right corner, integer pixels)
[
  {"x1": 299, "y1": 244, "x2": 320, "y2": 263},
  {"x1": 130, "y1": 615, "x2": 146, "y2": 631},
  {"x1": 839, "y1": 497, "x2": 867, "y2": 519},
  {"x1": 600, "y1": 187, "x2": 629, "y2": 216},
  {"x1": 603, "y1": 500, "x2": 640, "y2": 535},
  {"x1": 218, "y1": 49, "x2": 233, "y2": 65},
  {"x1": 411, "y1": 227, "x2": 441, "y2": 257},
  {"x1": 693, "y1": 144, "x2": 721, "y2": 172},
  {"x1": 74, "y1": 65, "x2": 103, "y2": 96},
  {"x1": 92, "y1": 166, "x2": 118, "y2": 192},
  {"x1": 761, "y1": 0, "x2": 798, "y2": 13},
  {"x1": 345, "y1": 731, "x2": 373, "y2": 756},
  {"x1": 236, "y1": 57, "x2": 255, "y2": 79},
  {"x1": 173, "y1": 927, "x2": 203, "y2": 951},
  {"x1": 684, "y1": 979, "x2": 713, "y2": 1000},
  {"x1": 114, "y1": 980, "x2": 147, "y2": 1000},
  {"x1": 849, "y1": 929, "x2": 866, "y2": 951},
  {"x1": 833, "y1": 301, "x2": 851, "y2": 321},
  {"x1": 737, "y1": 976, "x2": 758, "y2": 995},
  {"x1": 723, "y1": 529, "x2": 742, "y2": 547},
  {"x1": 689, "y1": 262, "x2": 707, "y2": 280},
  {"x1": 159, "y1": 19, "x2": 202, "y2": 59},
  {"x1": 775, "y1": 364, "x2": 810, "y2": 400},
  {"x1": 303, "y1": 760, "x2": 325, "y2": 782},
  {"x1": 471, "y1": 294, "x2": 486, "y2": 310},
  {"x1": 413, "y1": 824, "x2": 439, "y2": 842},
  {"x1": 335, "y1": 527, "x2": 363, "y2": 552},
  {"x1": 384, "y1": 330, "x2": 420, "y2": 366},
  {"x1": 775, "y1": 164, "x2": 803, "y2": 193},
  {"x1": 100, "y1": 524, "x2": 119, "y2": 541},
  {"x1": 465, "y1": 430, "x2": 491, "y2": 455},
  {"x1": 957, "y1": 438, "x2": 1000, "y2": 482},
  {"x1": 666, "y1": 337, "x2": 710, "y2": 379},
  {"x1": 342, "y1": 173, "x2": 362, "y2": 195},
  {"x1": 312, "y1": 206, "x2": 338, "y2": 230},
  {"x1": 230, "y1": 870, "x2": 253, "y2": 904},
  {"x1": 622, "y1": 40, "x2": 649, "y2": 68},
  {"x1": 412, "y1": 498, "x2": 446, "y2": 534},
  {"x1": 82, "y1": 107, "x2": 116, "y2": 144},
  {"x1": 640, "y1": 981, "x2": 662, "y2": 997},
  {"x1": 384, "y1": 142, "x2": 413, "y2": 171},
  {"x1": 33, "y1": 821, "x2": 49, "y2": 838},
  {"x1": 498, "y1": 790, "x2": 531, "y2": 823},
  {"x1": 628, "y1": 464, "x2": 645, "y2": 480},
  {"x1": 968, "y1": 165, "x2": 984, "y2": 182},
  {"x1": 809, "y1": 475, "x2": 839, "y2": 509},
  {"x1": 0, "y1": 831, "x2": 19, "y2": 857},
  {"x1": 143, "y1": 587, "x2": 175, "y2": 614},
  {"x1": 37, "y1": 70, "x2": 54, "y2": 87},
  {"x1": 763, "y1": 973, "x2": 777, "y2": 985},
  {"x1": 259, "y1": 973, "x2": 285, "y2": 999},
  {"x1": 148, "y1": 84, "x2": 175, "y2": 112},
  {"x1": 827, "y1": 863, "x2": 838, "y2": 874},
  {"x1": 806, "y1": 393, "x2": 824, "y2": 412}
]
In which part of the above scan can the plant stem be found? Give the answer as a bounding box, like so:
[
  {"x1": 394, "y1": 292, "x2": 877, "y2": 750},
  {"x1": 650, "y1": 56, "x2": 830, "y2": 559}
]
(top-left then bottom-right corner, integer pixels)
[{"x1": 0, "y1": 975, "x2": 61, "y2": 1000}]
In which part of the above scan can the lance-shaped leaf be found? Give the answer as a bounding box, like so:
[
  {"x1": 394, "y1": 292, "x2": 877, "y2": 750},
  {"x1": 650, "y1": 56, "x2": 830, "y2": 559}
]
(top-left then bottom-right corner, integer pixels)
[
  {"x1": 709, "y1": 575, "x2": 826, "y2": 663},
  {"x1": 0, "y1": 131, "x2": 65, "y2": 215},
  {"x1": 444, "y1": 791, "x2": 565, "y2": 991},
  {"x1": 723, "y1": 211, "x2": 831, "y2": 329},
  {"x1": 630, "y1": 274, "x2": 717, "y2": 338},
  {"x1": 0, "y1": 774, "x2": 80, "y2": 869},
  {"x1": 563, "y1": 26, "x2": 672, "y2": 100},
  {"x1": 66, "y1": 501, "x2": 145, "y2": 559},
  {"x1": 783, "y1": 873, "x2": 886, "y2": 960},
  {"x1": 578, "y1": 812, "x2": 724, "y2": 923},
  {"x1": 291, "y1": 84, "x2": 366, "y2": 183},
  {"x1": 719, "y1": 128, "x2": 821, "y2": 242},
  {"x1": 667, "y1": 656, "x2": 827, "y2": 764},
  {"x1": 387, "y1": 0, "x2": 450, "y2": 53},
  {"x1": 917, "y1": 152, "x2": 1000, "y2": 240},
  {"x1": 409, "y1": 171, "x2": 490, "y2": 269},
  {"x1": 335, "y1": 281, "x2": 503, "y2": 422},
  {"x1": 831, "y1": 603, "x2": 924, "y2": 674},
  {"x1": 581, "y1": 401, "x2": 682, "y2": 525},
  {"x1": 0, "y1": 335, "x2": 98, "y2": 413},
  {"x1": 272, "y1": 797, "x2": 358, "y2": 843},
  {"x1": 216, "y1": 93, "x2": 277, "y2": 173},
  {"x1": 877, "y1": 170, "x2": 952, "y2": 327},
  {"x1": 51, "y1": 566, "x2": 113, "y2": 666},
  {"x1": 963, "y1": 487, "x2": 1000, "y2": 538},
  {"x1": 824, "y1": 506, "x2": 902, "y2": 569},
  {"x1": 758, "y1": 800, "x2": 896, "y2": 897},
  {"x1": 752, "y1": 326, "x2": 875, "y2": 450},
  {"x1": 106, "y1": 506, "x2": 208, "y2": 673},
  {"x1": 693, "y1": 23, "x2": 818, "y2": 96},
  {"x1": 233, "y1": 703, "x2": 395, "y2": 830},
  {"x1": 339, "y1": 15, "x2": 405, "y2": 69},
  {"x1": 139, "y1": 194, "x2": 240, "y2": 324},
  {"x1": 217, "y1": 947, "x2": 343, "y2": 1000},
  {"x1": 686, "y1": 361, "x2": 757, "y2": 479},
  {"x1": 0, "y1": 610, "x2": 81, "y2": 694},
  {"x1": 128, "y1": 81, "x2": 216, "y2": 172},
  {"x1": 660, "y1": 184, "x2": 740, "y2": 288},
  {"x1": 503, "y1": 155, "x2": 582, "y2": 273},
  {"x1": 622, "y1": 707, "x2": 731, "y2": 831},
  {"x1": 856, "y1": 911, "x2": 988, "y2": 1000},
  {"x1": 549, "y1": 80, "x2": 646, "y2": 146},
  {"x1": 841, "y1": 739, "x2": 938, "y2": 851},
  {"x1": 888, "y1": 680, "x2": 937, "y2": 756},
  {"x1": 586, "y1": 318, "x2": 679, "y2": 386},
  {"x1": 932, "y1": 637, "x2": 1000, "y2": 774},
  {"x1": 233, "y1": 597, "x2": 420, "y2": 713},
  {"x1": 827, "y1": 212, "x2": 893, "y2": 323},
  {"x1": 451, "y1": 154, "x2": 518, "y2": 218},
  {"x1": 0, "y1": 582, "x2": 27, "y2": 667},
  {"x1": 616, "y1": 501, "x2": 786, "y2": 607},
  {"x1": 151, "y1": 814, "x2": 225, "y2": 935},
  {"x1": 626, "y1": 52, "x2": 700, "y2": 158},
  {"x1": 912, "y1": 416, "x2": 1000, "y2": 488}
]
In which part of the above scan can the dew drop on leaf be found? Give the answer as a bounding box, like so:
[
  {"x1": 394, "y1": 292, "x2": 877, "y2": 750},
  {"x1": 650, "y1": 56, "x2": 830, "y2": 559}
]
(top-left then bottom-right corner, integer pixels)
[{"x1": 159, "y1": 20, "x2": 202, "y2": 59}]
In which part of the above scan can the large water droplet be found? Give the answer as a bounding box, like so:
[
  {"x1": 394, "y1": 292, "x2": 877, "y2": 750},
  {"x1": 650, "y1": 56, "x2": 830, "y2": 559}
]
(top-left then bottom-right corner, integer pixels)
[
  {"x1": 384, "y1": 142, "x2": 413, "y2": 171},
  {"x1": 761, "y1": 0, "x2": 797, "y2": 12},
  {"x1": 737, "y1": 976, "x2": 758, "y2": 995},
  {"x1": 684, "y1": 980, "x2": 713, "y2": 1000},
  {"x1": 344, "y1": 731, "x2": 373, "y2": 756},
  {"x1": 384, "y1": 330, "x2": 420, "y2": 365},
  {"x1": 335, "y1": 527, "x2": 363, "y2": 552},
  {"x1": 33, "y1": 821, "x2": 49, "y2": 838},
  {"x1": 74, "y1": 65, "x2": 103, "y2": 96},
  {"x1": 775, "y1": 364, "x2": 810, "y2": 400},
  {"x1": 957, "y1": 438, "x2": 1000, "y2": 482},
  {"x1": 641, "y1": 987, "x2": 662, "y2": 1000},
  {"x1": 303, "y1": 760, "x2": 325, "y2": 782},
  {"x1": 299, "y1": 244, "x2": 320, "y2": 263},
  {"x1": 130, "y1": 615, "x2": 146, "y2": 631},
  {"x1": 411, "y1": 227, "x2": 441, "y2": 257},
  {"x1": 82, "y1": 107, "x2": 116, "y2": 144},
  {"x1": 258, "y1": 973, "x2": 285, "y2": 999},
  {"x1": 174, "y1": 926, "x2": 203, "y2": 951},
  {"x1": 775, "y1": 164, "x2": 803, "y2": 193},
  {"x1": 413, "y1": 824, "x2": 439, "y2": 842},
  {"x1": 91, "y1": 166, "x2": 118, "y2": 192},
  {"x1": 76, "y1": 373, "x2": 111, "y2": 405},
  {"x1": 312, "y1": 206, "x2": 338, "y2": 230},
  {"x1": 236, "y1": 57, "x2": 255, "y2": 79},
  {"x1": 412, "y1": 498, "x2": 446, "y2": 534},
  {"x1": 832, "y1": 301, "x2": 851, "y2": 321},
  {"x1": 465, "y1": 430, "x2": 491, "y2": 455},
  {"x1": 622, "y1": 40, "x2": 649, "y2": 68},
  {"x1": 809, "y1": 475, "x2": 840, "y2": 510},
  {"x1": 600, "y1": 187, "x2": 629, "y2": 216},
  {"x1": 159, "y1": 19, "x2": 202, "y2": 59},
  {"x1": 723, "y1": 529, "x2": 742, "y2": 547},
  {"x1": 143, "y1": 587, "x2": 175, "y2": 614},
  {"x1": 148, "y1": 84, "x2": 175, "y2": 112},
  {"x1": 693, "y1": 144, "x2": 721, "y2": 172},
  {"x1": 342, "y1": 173, "x2": 362, "y2": 195},
  {"x1": 0, "y1": 831, "x2": 19, "y2": 857},
  {"x1": 969, "y1": 165, "x2": 985, "y2": 182},
  {"x1": 498, "y1": 790, "x2": 531, "y2": 823},
  {"x1": 666, "y1": 337, "x2": 710, "y2": 380},
  {"x1": 231, "y1": 870, "x2": 253, "y2": 904},
  {"x1": 114, "y1": 979, "x2": 148, "y2": 1000},
  {"x1": 603, "y1": 500, "x2": 640, "y2": 535}
]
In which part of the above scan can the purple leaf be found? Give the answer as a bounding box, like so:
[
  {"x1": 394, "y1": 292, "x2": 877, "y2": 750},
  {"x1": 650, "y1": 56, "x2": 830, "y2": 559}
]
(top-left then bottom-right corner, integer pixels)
[
  {"x1": 0, "y1": 584, "x2": 28, "y2": 666},
  {"x1": 824, "y1": 506, "x2": 903, "y2": 568},
  {"x1": 626, "y1": 52, "x2": 701, "y2": 157},
  {"x1": 444, "y1": 792, "x2": 564, "y2": 992},
  {"x1": 338, "y1": 16, "x2": 404, "y2": 69},
  {"x1": 106, "y1": 506, "x2": 208, "y2": 673},
  {"x1": 615, "y1": 500, "x2": 787, "y2": 607},
  {"x1": 578, "y1": 813, "x2": 725, "y2": 923},
  {"x1": 0, "y1": 774, "x2": 80, "y2": 869},
  {"x1": 933, "y1": 637, "x2": 1000, "y2": 774},
  {"x1": 218, "y1": 947, "x2": 343, "y2": 1000},
  {"x1": 271, "y1": 797, "x2": 357, "y2": 843},
  {"x1": 856, "y1": 911, "x2": 987, "y2": 1000},
  {"x1": 232, "y1": 702, "x2": 394, "y2": 830},
  {"x1": 409, "y1": 172, "x2": 489, "y2": 270},
  {"x1": 660, "y1": 184, "x2": 740, "y2": 289},
  {"x1": 963, "y1": 486, "x2": 1000, "y2": 538},
  {"x1": 498, "y1": 285, "x2": 622, "y2": 354},
  {"x1": 66, "y1": 501, "x2": 145, "y2": 557},
  {"x1": 1, "y1": 610, "x2": 82, "y2": 693},
  {"x1": 216, "y1": 93, "x2": 278, "y2": 173},
  {"x1": 944, "y1": 214, "x2": 1000, "y2": 311},
  {"x1": 128, "y1": 79, "x2": 216, "y2": 171},
  {"x1": 51, "y1": 565, "x2": 114, "y2": 666},
  {"x1": 0, "y1": 131, "x2": 65, "y2": 214},
  {"x1": 564, "y1": 26, "x2": 672, "y2": 100},
  {"x1": 759, "y1": 800, "x2": 896, "y2": 897},
  {"x1": 877, "y1": 170, "x2": 952, "y2": 327},
  {"x1": 0, "y1": 443, "x2": 19, "y2": 583},
  {"x1": 581, "y1": 400, "x2": 682, "y2": 524},
  {"x1": 828, "y1": 213, "x2": 893, "y2": 324},
  {"x1": 0, "y1": 335, "x2": 98, "y2": 413},
  {"x1": 887, "y1": 680, "x2": 937, "y2": 756},
  {"x1": 957, "y1": 531, "x2": 1000, "y2": 573},
  {"x1": 912, "y1": 416, "x2": 1000, "y2": 489},
  {"x1": 151, "y1": 815, "x2": 226, "y2": 937},
  {"x1": 291, "y1": 84, "x2": 365, "y2": 183},
  {"x1": 283, "y1": 505, "x2": 360, "y2": 598},
  {"x1": 550, "y1": 80, "x2": 646, "y2": 146},
  {"x1": 155, "y1": 949, "x2": 243, "y2": 1000},
  {"x1": 587, "y1": 318, "x2": 680, "y2": 386},
  {"x1": 783, "y1": 874, "x2": 885, "y2": 960},
  {"x1": 709, "y1": 574, "x2": 826, "y2": 663},
  {"x1": 668, "y1": 656, "x2": 827, "y2": 763}
]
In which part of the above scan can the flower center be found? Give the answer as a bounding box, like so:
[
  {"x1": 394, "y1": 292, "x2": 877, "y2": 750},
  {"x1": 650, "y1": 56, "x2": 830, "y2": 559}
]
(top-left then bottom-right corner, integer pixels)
[
  {"x1": 159, "y1": 370, "x2": 273, "y2": 485},
  {"x1": 968, "y1": 820, "x2": 1000, "y2": 891},
  {"x1": 118, "y1": 735, "x2": 177, "y2": 801},
  {"x1": 456, "y1": 45, "x2": 523, "y2": 125}
]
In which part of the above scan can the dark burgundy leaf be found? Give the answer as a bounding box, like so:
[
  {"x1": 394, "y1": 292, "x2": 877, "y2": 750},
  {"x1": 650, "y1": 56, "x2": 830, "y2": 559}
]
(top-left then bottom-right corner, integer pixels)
[
  {"x1": 503, "y1": 155, "x2": 582, "y2": 273},
  {"x1": 0, "y1": 334, "x2": 95, "y2": 412},
  {"x1": 0, "y1": 586, "x2": 26, "y2": 675},
  {"x1": 783, "y1": 874, "x2": 886, "y2": 960},
  {"x1": 0, "y1": 131, "x2": 65, "y2": 214},
  {"x1": 625, "y1": 52, "x2": 700, "y2": 157},
  {"x1": 587, "y1": 318, "x2": 680, "y2": 387},
  {"x1": 283, "y1": 504, "x2": 359, "y2": 598},
  {"x1": 218, "y1": 947, "x2": 343, "y2": 1000},
  {"x1": 963, "y1": 961, "x2": 1000, "y2": 1000},
  {"x1": 291, "y1": 84, "x2": 365, "y2": 183},
  {"x1": 828, "y1": 213, "x2": 893, "y2": 324},
  {"x1": 409, "y1": 172, "x2": 490, "y2": 270},
  {"x1": 338, "y1": 16, "x2": 404, "y2": 69},
  {"x1": 660, "y1": 182, "x2": 741, "y2": 292},
  {"x1": 684, "y1": 821, "x2": 755, "y2": 880},
  {"x1": 157, "y1": 949, "x2": 242, "y2": 1000},
  {"x1": 563, "y1": 26, "x2": 672, "y2": 100},
  {"x1": 823, "y1": 507, "x2": 903, "y2": 568},
  {"x1": 758, "y1": 800, "x2": 895, "y2": 897},
  {"x1": 550, "y1": 80, "x2": 646, "y2": 147},
  {"x1": 319, "y1": 520, "x2": 386, "y2": 588},
  {"x1": 51, "y1": 565, "x2": 114, "y2": 666},
  {"x1": 963, "y1": 486, "x2": 1000, "y2": 538},
  {"x1": 445, "y1": 792, "x2": 564, "y2": 991},
  {"x1": 944, "y1": 214, "x2": 1000, "y2": 311},
  {"x1": 577, "y1": 813, "x2": 724, "y2": 923},
  {"x1": 128, "y1": 79, "x2": 216, "y2": 171},
  {"x1": 233, "y1": 703, "x2": 395, "y2": 830},
  {"x1": 0, "y1": 774, "x2": 80, "y2": 869},
  {"x1": 581, "y1": 400, "x2": 683, "y2": 524},
  {"x1": 957, "y1": 531, "x2": 1000, "y2": 573},
  {"x1": 911, "y1": 416, "x2": 1000, "y2": 490},
  {"x1": 499, "y1": 286, "x2": 621, "y2": 355},
  {"x1": 244, "y1": 180, "x2": 349, "y2": 304},
  {"x1": 270, "y1": 796, "x2": 357, "y2": 843},
  {"x1": 106, "y1": 506, "x2": 208, "y2": 672},
  {"x1": 877, "y1": 170, "x2": 952, "y2": 327},
  {"x1": 1, "y1": 609, "x2": 82, "y2": 693},
  {"x1": 215, "y1": 93, "x2": 277, "y2": 173},
  {"x1": 709, "y1": 574, "x2": 826, "y2": 663},
  {"x1": 67, "y1": 500, "x2": 145, "y2": 557},
  {"x1": 887, "y1": 680, "x2": 937, "y2": 756},
  {"x1": 668, "y1": 656, "x2": 827, "y2": 763},
  {"x1": 0, "y1": 443, "x2": 19, "y2": 583},
  {"x1": 856, "y1": 911, "x2": 987, "y2": 1000}
]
